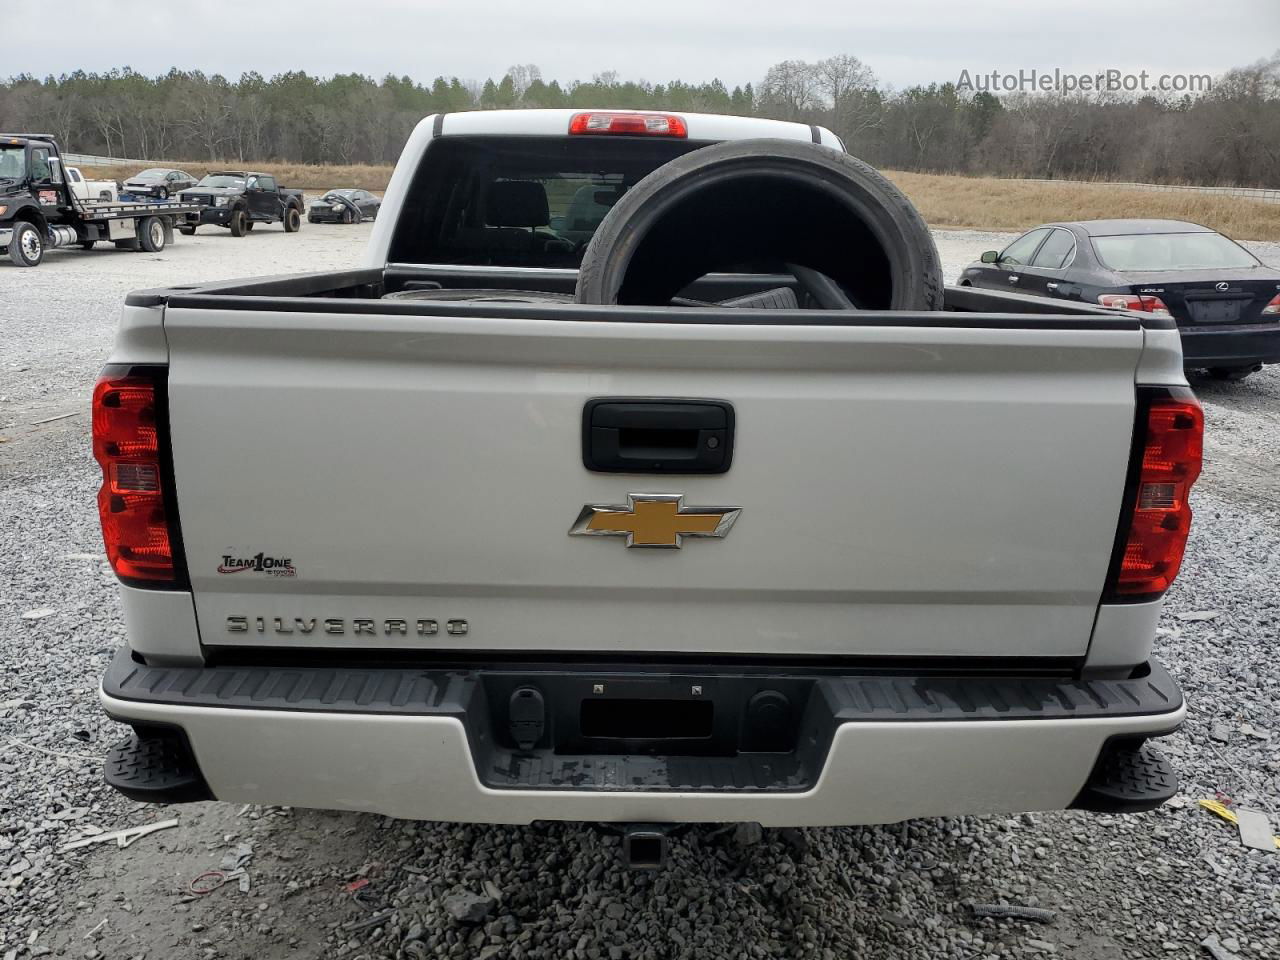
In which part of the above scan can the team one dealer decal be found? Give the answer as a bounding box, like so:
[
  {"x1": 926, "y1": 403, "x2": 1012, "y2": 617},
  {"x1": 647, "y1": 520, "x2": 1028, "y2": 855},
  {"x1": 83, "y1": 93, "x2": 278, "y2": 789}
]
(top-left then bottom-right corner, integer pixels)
[{"x1": 217, "y1": 552, "x2": 297, "y2": 577}]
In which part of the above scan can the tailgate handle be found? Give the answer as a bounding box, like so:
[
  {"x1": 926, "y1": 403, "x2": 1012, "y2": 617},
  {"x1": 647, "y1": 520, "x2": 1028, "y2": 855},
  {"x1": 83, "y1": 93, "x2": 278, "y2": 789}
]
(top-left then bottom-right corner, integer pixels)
[{"x1": 583, "y1": 399, "x2": 734, "y2": 474}]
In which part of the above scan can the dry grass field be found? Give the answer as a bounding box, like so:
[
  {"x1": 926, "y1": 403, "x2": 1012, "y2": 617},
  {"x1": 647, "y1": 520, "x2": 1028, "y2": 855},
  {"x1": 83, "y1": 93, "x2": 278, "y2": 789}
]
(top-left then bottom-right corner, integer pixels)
[
  {"x1": 79, "y1": 161, "x2": 1280, "y2": 241},
  {"x1": 886, "y1": 170, "x2": 1280, "y2": 241}
]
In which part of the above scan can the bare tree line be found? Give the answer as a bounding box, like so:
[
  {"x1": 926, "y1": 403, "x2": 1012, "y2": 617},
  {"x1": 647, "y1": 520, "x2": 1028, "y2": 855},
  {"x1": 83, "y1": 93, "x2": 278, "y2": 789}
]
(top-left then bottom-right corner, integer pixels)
[{"x1": 1, "y1": 53, "x2": 1277, "y2": 186}]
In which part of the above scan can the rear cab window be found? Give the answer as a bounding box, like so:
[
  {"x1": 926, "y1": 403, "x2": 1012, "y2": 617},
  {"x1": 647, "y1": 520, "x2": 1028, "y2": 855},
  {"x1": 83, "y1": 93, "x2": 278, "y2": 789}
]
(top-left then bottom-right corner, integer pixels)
[{"x1": 388, "y1": 136, "x2": 711, "y2": 268}]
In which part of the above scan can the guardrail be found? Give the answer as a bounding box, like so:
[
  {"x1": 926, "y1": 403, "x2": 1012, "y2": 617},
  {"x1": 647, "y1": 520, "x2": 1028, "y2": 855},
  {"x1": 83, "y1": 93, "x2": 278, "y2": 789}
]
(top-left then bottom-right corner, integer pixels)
[
  {"x1": 1002, "y1": 178, "x2": 1280, "y2": 205},
  {"x1": 61, "y1": 153, "x2": 154, "y2": 167}
]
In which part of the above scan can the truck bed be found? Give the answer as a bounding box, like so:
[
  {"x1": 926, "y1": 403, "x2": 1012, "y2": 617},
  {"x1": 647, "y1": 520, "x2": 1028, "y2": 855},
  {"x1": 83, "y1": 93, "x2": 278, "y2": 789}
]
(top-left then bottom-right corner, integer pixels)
[{"x1": 126, "y1": 265, "x2": 1162, "y2": 321}]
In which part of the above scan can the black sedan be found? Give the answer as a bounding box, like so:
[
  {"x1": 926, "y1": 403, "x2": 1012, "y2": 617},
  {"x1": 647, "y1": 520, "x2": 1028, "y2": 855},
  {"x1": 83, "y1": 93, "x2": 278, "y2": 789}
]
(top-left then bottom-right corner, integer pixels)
[
  {"x1": 121, "y1": 167, "x2": 197, "y2": 200},
  {"x1": 960, "y1": 219, "x2": 1280, "y2": 379},
  {"x1": 307, "y1": 189, "x2": 380, "y2": 224}
]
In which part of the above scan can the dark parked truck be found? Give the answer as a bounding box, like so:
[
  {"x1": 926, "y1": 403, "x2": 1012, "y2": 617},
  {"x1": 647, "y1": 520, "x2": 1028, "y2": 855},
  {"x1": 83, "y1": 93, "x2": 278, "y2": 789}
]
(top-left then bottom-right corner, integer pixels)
[
  {"x1": 95, "y1": 110, "x2": 1200, "y2": 865},
  {"x1": 178, "y1": 171, "x2": 304, "y2": 237},
  {"x1": 0, "y1": 133, "x2": 199, "y2": 267}
]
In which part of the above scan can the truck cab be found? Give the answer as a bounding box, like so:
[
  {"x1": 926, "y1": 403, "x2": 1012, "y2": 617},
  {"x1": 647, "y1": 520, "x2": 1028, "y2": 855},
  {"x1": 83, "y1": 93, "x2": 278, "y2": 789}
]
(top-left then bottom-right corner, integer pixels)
[
  {"x1": 1, "y1": 134, "x2": 72, "y2": 216},
  {"x1": 1, "y1": 134, "x2": 77, "y2": 263}
]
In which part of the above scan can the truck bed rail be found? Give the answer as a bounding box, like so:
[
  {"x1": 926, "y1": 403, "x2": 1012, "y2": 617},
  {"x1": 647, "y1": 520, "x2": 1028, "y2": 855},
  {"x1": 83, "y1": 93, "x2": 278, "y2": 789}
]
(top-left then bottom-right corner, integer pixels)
[{"x1": 76, "y1": 199, "x2": 202, "y2": 220}]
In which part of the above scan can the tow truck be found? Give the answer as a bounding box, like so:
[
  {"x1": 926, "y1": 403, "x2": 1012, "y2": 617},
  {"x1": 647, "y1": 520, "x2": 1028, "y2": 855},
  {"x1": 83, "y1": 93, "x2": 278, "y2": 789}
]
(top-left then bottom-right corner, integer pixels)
[{"x1": 0, "y1": 133, "x2": 200, "y2": 267}]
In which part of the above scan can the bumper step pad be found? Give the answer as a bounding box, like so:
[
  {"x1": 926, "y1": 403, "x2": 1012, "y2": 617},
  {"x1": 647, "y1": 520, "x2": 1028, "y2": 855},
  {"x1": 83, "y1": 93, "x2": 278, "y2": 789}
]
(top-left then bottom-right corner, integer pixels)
[
  {"x1": 105, "y1": 730, "x2": 213, "y2": 804},
  {"x1": 1070, "y1": 741, "x2": 1178, "y2": 813},
  {"x1": 101, "y1": 648, "x2": 1182, "y2": 800}
]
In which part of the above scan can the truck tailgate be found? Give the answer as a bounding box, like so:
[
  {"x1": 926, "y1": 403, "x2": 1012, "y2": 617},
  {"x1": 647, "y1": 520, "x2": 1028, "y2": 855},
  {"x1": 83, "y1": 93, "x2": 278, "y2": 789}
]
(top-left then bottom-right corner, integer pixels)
[{"x1": 163, "y1": 305, "x2": 1143, "y2": 659}]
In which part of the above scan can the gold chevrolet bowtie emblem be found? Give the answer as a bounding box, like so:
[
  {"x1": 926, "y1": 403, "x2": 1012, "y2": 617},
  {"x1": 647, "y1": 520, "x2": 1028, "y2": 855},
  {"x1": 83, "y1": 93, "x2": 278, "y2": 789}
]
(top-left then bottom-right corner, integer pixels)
[{"x1": 569, "y1": 494, "x2": 741, "y2": 549}]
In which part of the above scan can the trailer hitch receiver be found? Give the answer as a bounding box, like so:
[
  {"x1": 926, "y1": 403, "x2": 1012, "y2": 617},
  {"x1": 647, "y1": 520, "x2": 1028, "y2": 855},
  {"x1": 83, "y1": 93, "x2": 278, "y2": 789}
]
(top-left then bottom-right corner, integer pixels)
[{"x1": 621, "y1": 824, "x2": 671, "y2": 870}]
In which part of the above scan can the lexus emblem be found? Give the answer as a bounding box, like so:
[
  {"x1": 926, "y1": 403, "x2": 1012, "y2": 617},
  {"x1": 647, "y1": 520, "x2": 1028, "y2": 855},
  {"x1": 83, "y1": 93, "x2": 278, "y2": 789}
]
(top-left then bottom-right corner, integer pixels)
[{"x1": 1215, "y1": 281, "x2": 1230, "y2": 292}]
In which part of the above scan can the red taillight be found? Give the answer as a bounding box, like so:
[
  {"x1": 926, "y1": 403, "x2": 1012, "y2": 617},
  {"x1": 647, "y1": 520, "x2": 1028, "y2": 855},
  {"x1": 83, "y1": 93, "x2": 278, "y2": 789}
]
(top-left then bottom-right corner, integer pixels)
[
  {"x1": 1097, "y1": 294, "x2": 1173, "y2": 318},
  {"x1": 568, "y1": 112, "x2": 688, "y2": 138},
  {"x1": 1109, "y1": 395, "x2": 1203, "y2": 598},
  {"x1": 1262, "y1": 293, "x2": 1280, "y2": 316},
  {"x1": 92, "y1": 372, "x2": 179, "y2": 584}
]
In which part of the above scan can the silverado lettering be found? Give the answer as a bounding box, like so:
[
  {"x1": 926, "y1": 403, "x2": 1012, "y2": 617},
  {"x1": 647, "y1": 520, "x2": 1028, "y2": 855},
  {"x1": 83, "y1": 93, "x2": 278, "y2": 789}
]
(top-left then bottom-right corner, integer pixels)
[{"x1": 226, "y1": 616, "x2": 447, "y2": 636}]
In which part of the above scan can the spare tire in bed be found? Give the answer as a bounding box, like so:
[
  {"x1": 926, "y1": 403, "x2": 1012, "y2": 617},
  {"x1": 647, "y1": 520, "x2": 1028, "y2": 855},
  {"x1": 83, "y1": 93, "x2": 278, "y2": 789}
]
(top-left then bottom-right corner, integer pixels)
[
  {"x1": 383, "y1": 288, "x2": 573, "y2": 304},
  {"x1": 575, "y1": 139, "x2": 942, "y2": 311}
]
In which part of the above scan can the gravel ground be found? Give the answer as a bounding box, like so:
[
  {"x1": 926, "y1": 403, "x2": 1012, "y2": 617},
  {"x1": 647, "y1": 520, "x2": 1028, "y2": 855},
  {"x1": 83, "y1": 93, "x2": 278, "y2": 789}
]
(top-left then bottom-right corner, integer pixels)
[{"x1": 1, "y1": 227, "x2": 1278, "y2": 960}]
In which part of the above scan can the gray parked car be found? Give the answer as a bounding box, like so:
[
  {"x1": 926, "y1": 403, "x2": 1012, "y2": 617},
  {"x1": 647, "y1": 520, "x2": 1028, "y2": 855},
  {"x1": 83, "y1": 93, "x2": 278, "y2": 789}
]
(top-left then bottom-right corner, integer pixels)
[{"x1": 122, "y1": 168, "x2": 197, "y2": 200}]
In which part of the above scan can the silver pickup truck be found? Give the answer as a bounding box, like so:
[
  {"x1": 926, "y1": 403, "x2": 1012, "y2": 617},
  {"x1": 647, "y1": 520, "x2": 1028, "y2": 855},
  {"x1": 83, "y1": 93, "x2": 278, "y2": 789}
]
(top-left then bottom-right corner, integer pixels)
[{"x1": 94, "y1": 109, "x2": 1201, "y2": 860}]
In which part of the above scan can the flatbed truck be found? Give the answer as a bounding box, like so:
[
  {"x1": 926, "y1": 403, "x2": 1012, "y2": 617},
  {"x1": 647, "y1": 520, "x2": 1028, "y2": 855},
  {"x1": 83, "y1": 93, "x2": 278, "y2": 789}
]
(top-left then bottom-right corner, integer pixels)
[{"x1": 0, "y1": 133, "x2": 201, "y2": 267}]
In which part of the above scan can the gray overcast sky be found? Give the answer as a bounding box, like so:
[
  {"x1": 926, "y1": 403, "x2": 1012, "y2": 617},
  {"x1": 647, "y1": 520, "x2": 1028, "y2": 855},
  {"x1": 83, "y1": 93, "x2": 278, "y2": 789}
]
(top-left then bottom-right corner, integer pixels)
[{"x1": 10, "y1": 0, "x2": 1280, "y2": 90}]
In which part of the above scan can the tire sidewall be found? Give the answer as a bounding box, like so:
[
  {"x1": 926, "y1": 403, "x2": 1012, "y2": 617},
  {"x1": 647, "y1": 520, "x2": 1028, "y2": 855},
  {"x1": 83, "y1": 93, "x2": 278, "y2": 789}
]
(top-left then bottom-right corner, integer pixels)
[
  {"x1": 144, "y1": 216, "x2": 165, "y2": 252},
  {"x1": 576, "y1": 139, "x2": 942, "y2": 311},
  {"x1": 9, "y1": 222, "x2": 44, "y2": 266},
  {"x1": 229, "y1": 208, "x2": 246, "y2": 237}
]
